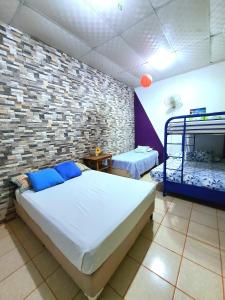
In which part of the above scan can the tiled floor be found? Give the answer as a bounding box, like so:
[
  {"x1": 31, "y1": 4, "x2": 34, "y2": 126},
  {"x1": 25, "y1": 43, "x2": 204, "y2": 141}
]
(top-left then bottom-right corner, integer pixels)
[{"x1": 0, "y1": 175, "x2": 225, "y2": 299}]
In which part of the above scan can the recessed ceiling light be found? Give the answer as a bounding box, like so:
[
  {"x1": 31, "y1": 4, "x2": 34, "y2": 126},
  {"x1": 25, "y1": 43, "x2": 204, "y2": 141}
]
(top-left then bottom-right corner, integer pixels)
[{"x1": 148, "y1": 48, "x2": 176, "y2": 71}]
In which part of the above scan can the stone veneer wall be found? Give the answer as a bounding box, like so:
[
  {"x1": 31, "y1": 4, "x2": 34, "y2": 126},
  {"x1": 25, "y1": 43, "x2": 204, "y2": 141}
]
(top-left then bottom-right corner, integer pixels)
[{"x1": 0, "y1": 24, "x2": 134, "y2": 221}]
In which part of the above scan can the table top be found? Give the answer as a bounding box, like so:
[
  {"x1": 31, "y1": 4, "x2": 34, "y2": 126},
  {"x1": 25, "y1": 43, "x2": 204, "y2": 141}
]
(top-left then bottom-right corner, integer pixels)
[{"x1": 83, "y1": 153, "x2": 112, "y2": 161}]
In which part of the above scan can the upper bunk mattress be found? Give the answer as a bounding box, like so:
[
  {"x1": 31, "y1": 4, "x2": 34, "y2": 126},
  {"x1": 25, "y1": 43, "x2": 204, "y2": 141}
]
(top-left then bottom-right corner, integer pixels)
[
  {"x1": 112, "y1": 150, "x2": 159, "y2": 179},
  {"x1": 16, "y1": 170, "x2": 155, "y2": 275}
]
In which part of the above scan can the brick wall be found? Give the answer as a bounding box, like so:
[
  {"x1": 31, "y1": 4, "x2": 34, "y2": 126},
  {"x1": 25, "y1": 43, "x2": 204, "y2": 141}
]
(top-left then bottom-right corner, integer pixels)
[{"x1": 0, "y1": 24, "x2": 134, "y2": 221}]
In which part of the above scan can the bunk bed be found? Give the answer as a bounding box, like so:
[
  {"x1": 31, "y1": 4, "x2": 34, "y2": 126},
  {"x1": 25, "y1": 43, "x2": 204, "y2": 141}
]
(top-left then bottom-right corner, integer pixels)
[{"x1": 151, "y1": 111, "x2": 225, "y2": 207}]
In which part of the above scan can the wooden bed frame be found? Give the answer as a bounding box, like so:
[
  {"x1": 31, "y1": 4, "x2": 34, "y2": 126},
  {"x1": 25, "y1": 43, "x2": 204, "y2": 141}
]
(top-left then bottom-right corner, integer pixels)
[{"x1": 15, "y1": 193, "x2": 155, "y2": 299}]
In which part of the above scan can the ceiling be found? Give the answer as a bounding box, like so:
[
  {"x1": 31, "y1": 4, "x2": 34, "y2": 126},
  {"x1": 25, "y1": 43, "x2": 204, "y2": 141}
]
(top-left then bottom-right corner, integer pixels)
[{"x1": 0, "y1": 0, "x2": 225, "y2": 87}]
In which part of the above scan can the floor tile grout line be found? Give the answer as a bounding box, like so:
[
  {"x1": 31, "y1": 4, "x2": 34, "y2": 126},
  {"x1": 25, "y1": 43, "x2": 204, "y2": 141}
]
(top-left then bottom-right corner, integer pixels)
[
  {"x1": 172, "y1": 201, "x2": 193, "y2": 300},
  {"x1": 0, "y1": 258, "x2": 31, "y2": 284},
  {"x1": 121, "y1": 200, "x2": 172, "y2": 299},
  {"x1": 158, "y1": 221, "x2": 221, "y2": 252},
  {"x1": 7, "y1": 222, "x2": 62, "y2": 300},
  {"x1": 166, "y1": 206, "x2": 219, "y2": 231},
  {"x1": 216, "y1": 209, "x2": 225, "y2": 300},
  {"x1": 127, "y1": 242, "x2": 195, "y2": 300}
]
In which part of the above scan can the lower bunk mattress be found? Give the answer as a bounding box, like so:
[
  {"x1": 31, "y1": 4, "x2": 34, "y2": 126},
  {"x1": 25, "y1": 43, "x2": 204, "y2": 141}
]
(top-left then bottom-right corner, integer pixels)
[
  {"x1": 150, "y1": 158, "x2": 225, "y2": 192},
  {"x1": 16, "y1": 170, "x2": 155, "y2": 275}
]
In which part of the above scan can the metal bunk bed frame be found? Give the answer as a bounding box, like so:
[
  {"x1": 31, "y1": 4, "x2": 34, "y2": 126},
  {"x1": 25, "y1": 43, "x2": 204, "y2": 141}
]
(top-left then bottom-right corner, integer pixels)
[{"x1": 163, "y1": 111, "x2": 225, "y2": 206}]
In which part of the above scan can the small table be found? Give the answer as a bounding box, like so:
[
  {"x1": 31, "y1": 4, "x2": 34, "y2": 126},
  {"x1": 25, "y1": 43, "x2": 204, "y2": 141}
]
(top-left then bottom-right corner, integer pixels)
[{"x1": 83, "y1": 153, "x2": 112, "y2": 172}]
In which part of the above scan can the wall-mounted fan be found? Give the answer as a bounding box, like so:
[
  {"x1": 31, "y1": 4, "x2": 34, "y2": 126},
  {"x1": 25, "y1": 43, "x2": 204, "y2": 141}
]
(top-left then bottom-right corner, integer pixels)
[{"x1": 164, "y1": 95, "x2": 183, "y2": 114}]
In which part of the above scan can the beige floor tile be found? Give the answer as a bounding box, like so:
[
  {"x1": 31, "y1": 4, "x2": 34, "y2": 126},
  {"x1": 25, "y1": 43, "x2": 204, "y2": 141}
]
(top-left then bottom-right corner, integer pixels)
[
  {"x1": 99, "y1": 285, "x2": 122, "y2": 300},
  {"x1": 0, "y1": 233, "x2": 20, "y2": 257},
  {"x1": 188, "y1": 221, "x2": 219, "y2": 248},
  {"x1": 8, "y1": 218, "x2": 26, "y2": 231},
  {"x1": 141, "y1": 220, "x2": 160, "y2": 240},
  {"x1": 191, "y1": 209, "x2": 218, "y2": 229},
  {"x1": 22, "y1": 235, "x2": 45, "y2": 258},
  {"x1": 142, "y1": 242, "x2": 181, "y2": 285},
  {"x1": 9, "y1": 218, "x2": 35, "y2": 243},
  {"x1": 173, "y1": 289, "x2": 193, "y2": 300},
  {"x1": 73, "y1": 290, "x2": 88, "y2": 300},
  {"x1": 0, "y1": 245, "x2": 30, "y2": 282},
  {"x1": 171, "y1": 197, "x2": 192, "y2": 209},
  {"x1": 177, "y1": 258, "x2": 223, "y2": 300},
  {"x1": 109, "y1": 256, "x2": 139, "y2": 297},
  {"x1": 73, "y1": 286, "x2": 122, "y2": 300},
  {"x1": 192, "y1": 203, "x2": 216, "y2": 216},
  {"x1": 219, "y1": 231, "x2": 225, "y2": 251},
  {"x1": 221, "y1": 250, "x2": 225, "y2": 276},
  {"x1": 33, "y1": 250, "x2": 59, "y2": 279},
  {"x1": 162, "y1": 212, "x2": 189, "y2": 234},
  {"x1": 125, "y1": 265, "x2": 174, "y2": 300},
  {"x1": 183, "y1": 237, "x2": 221, "y2": 275},
  {"x1": 26, "y1": 282, "x2": 56, "y2": 300},
  {"x1": 128, "y1": 236, "x2": 152, "y2": 263},
  {"x1": 0, "y1": 261, "x2": 43, "y2": 300},
  {"x1": 47, "y1": 267, "x2": 79, "y2": 300},
  {"x1": 168, "y1": 204, "x2": 191, "y2": 220},
  {"x1": 0, "y1": 223, "x2": 12, "y2": 240},
  {"x1": 153, "y1": 211, "x2": 165, "y2": 223},
  {"x1": 156, "y1": 191, "x2": 174, "y2": 203},
  {"x1": 154, "y1": 226, "x2": 186, "y2": 255},
  {"x1": 218, "y1": 217, "x2": 225, "y2": 232},
  {"x1": 155, "y1": 198, "x2": 171, "y2": 213}
]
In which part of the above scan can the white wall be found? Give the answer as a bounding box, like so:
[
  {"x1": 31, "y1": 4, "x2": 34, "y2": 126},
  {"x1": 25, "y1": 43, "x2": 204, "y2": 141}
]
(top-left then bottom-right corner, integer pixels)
[{"x1": 135, "y1": 61, "x2": 225, "y2": 146}]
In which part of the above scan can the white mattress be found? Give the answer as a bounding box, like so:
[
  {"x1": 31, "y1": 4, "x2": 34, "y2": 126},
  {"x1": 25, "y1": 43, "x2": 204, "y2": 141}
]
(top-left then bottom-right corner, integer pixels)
[
  {"x1": 167, "y1": 118, "x2": 225, "y2": 134},
  {"x1": 16, "y1": 170, "x2": 155, "y2": 274}
]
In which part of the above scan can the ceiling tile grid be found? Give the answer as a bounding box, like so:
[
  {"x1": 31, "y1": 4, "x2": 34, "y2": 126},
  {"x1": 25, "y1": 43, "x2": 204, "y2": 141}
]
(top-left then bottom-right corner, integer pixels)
[
  {"x1": 24, "y1": 0, "x2": 117, "y2": 47},
  {"x1": 210, "y1": 0, "x2": 225, "y2": 35},
  {"x1": 122, "y1": 13, "x2": 171, "y2": 61},
  {"x1": 95, "y1": 35, "x2": 144, "y2": 70},
  {"x1": 11, "y1": 5, "x2": 91, "y2": 59},
  {"x1": 211, "y1": 33, "x2": 225, "y2": 63},
  {"x1": 80, "y1": 50, "x2": 123, "y2": 78},
  {"x1": 0, "y1": 0, "x2": 19, "y2": 24},
  {"x1": 157, "y1": 0, "x2": 210, "y2": 51},
  {"x1": 176, "y1": 38, "x2": 210, "y2": 73},
  {"x1": 0, "y1": 0, "x2": 224, "y2": 87},
  {"x1": 85, "y1": 0, "x2": 153, "y2": 34}
]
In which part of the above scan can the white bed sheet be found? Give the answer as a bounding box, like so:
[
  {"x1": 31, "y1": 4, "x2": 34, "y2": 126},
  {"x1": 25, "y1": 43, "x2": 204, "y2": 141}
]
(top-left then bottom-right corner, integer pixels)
[{"x1": 16, "y1": 170, "x2": 155, "y2": 274}]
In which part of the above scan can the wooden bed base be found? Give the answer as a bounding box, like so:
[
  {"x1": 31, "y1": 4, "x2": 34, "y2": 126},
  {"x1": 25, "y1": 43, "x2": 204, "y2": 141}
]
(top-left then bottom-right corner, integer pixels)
[
  {"x1": 15, "y1": 196, "x2": 155, "y2": 299},
  {"x1": 111, "y1": 167, "x2": 131, "y2": 178}
]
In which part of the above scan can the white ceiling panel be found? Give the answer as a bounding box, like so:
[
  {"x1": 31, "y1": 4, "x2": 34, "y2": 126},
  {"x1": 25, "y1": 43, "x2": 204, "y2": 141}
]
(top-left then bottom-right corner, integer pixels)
[
  {"x1": 11, "y1": 6, "x2": 91, "y2": 59},
  {"x1": 115, "y1": 71, "x2": 139, "y2": 87},
  {"x1": 24, "y1": 0, "x2": 116, "y2": 48},
  {"x1": 211, "y1": 33, "x2": 225, "y2": 63},
  {"x1": 177, "y1": 38, "x2": 210, "y2": 73},
  {"x1": 0, "y1": 0, "x2": 19, "y2": 24},
  {"x1": 122, "y1": 13, "x2": 171, "y2": 61},
  {"x1": 157, "y1": 0, "x2": 210, "y2": 50},
  {"x1": 210, "y1": 0, "x2": 225, "y2": 35},
  {"x1": 150, "y1": 0, "x2": 171, "y2": 9},
  {"x1": 85, "y1": 0, "x2": 153, "y2": 34},
  {"x1": 80, "y1": 50, "x2": 123, "y2": 78},
  {"x1": 128, "y1": 62, "x2": 161, "y2": 81},
  {"x1": 96, "y1": 36, "x2": 144, "y2": 69}
]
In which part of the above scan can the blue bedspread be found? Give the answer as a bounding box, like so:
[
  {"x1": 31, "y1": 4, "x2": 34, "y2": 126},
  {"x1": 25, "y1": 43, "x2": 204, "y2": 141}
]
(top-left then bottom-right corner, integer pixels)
[
  {"x1": 112, "y1": 150, "x2": 159, "y2": 179},
  {"x1": 150, "y1": 158, "x2": 225, "y2": 192}
]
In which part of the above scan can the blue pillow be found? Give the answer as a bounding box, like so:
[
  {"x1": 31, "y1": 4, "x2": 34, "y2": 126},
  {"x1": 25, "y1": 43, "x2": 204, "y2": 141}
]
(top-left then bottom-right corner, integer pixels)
[
  {"x1": 27, "y1": 168, "x2": 64, "y2": 192},
  {"x1": 54, "y1": 161, "x2": 82, "y2": 180}
]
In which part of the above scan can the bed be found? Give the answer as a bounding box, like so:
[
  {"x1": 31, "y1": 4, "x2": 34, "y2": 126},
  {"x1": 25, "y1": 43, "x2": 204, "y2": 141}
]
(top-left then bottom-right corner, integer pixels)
[
  {"x1": 111, "y1": 149, "x2": 159, "y2": 179},
  {"x1": 151, "y1": 158, "x2": 225, "y2": 192},
  {"x1": 15, "y1": 170, "x2": 156, "y2": 299}
]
